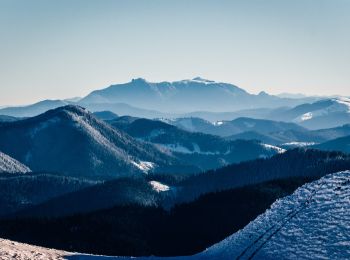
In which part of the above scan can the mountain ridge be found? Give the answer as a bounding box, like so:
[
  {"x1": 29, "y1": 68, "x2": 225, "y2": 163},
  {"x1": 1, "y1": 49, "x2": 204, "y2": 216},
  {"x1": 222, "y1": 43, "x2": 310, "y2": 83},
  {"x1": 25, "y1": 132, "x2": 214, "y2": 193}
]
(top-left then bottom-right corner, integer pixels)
[
  {"x1": 0, "y1": 105, "x2": 195, "y2": 179},
  {"x1": 79, "y1": 78, "x2": 316, "y2": 113}
]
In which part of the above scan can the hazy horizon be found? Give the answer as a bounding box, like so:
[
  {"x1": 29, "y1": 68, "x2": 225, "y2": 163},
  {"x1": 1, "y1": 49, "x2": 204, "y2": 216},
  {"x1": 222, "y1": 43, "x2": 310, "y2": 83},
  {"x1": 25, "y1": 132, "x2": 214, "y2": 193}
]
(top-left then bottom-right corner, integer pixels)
[
  {"x1": 0, "y1": 76, "x2": 344, "y2": 108},
  {"x1": 1, "y1": 0, "x2": 349, "y2": 106}
]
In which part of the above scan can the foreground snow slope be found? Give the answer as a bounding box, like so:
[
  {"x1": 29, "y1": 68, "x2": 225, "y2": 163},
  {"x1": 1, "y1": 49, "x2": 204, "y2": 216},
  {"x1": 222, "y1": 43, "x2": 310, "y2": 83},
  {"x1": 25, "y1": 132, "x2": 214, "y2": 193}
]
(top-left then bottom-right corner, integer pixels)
[
  {"x1": 0, "y1": 238, "x2": 71, "y2": 260},
  {"x1": 200, "y1": 170, "x2": 350, "y2": 259},
  {"x1": 1, "y1": 171, "x2": 349, "y2": 259}
]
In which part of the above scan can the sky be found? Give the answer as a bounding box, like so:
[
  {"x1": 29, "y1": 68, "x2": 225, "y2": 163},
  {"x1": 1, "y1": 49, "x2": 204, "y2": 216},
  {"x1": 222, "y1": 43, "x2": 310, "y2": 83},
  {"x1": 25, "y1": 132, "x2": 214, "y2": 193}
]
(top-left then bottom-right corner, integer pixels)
[{"x1": 0, "y1": 0, "x2": 349, "y2": 106}]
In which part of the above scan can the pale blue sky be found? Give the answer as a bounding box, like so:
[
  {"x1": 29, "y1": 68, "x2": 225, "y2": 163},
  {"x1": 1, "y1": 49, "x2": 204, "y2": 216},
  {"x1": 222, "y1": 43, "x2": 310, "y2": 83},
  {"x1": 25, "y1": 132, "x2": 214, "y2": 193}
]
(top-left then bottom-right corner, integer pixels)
[{"x1": 0, "y1": 0, "x2": 349, "y2": 105}]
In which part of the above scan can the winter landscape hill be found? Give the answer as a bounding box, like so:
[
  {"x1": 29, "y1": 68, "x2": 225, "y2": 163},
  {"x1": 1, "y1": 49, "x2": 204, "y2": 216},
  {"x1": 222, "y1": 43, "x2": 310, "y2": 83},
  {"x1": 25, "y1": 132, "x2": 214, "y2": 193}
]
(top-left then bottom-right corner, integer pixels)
[{"x1": 0, "y1": 105, "x2": 195, "y2": 179}]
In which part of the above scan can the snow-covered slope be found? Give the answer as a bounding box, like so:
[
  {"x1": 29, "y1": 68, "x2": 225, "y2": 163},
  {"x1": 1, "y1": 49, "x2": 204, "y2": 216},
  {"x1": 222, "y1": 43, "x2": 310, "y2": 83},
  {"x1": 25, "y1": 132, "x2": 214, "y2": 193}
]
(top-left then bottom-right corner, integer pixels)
[
  {"x1": 0, "y1": 238, "x2": 71, "y2": 260},
  {"x1": 270, "y1": 98, "x2": 350, "y2": 129},
  {"x1": 200, "y1": 171, "x2": 350, "y2": 259},
  {"x1": 0, "y1": 151, "x2": 31, "y2": 173}
]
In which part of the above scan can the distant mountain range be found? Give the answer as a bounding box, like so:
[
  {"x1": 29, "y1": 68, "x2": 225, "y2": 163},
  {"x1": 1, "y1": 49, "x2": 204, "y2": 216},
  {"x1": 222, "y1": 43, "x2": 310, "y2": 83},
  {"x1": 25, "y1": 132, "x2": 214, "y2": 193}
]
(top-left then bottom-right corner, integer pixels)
[
  {"x1": 0, "y1": 77, "x2": 318, "y2": 116},
  {"x1": 163, "y1": 117, "x2": 306, "y2": 137},
  {"x1": 79, "y1": 77, "x2": 316, "y2": 113},
  {"x1": 161, "y1": 116, "x2": 350, "y2": 147},
  {"x1": 0, "y1": 78, "x2": 348, "y2": 131}
]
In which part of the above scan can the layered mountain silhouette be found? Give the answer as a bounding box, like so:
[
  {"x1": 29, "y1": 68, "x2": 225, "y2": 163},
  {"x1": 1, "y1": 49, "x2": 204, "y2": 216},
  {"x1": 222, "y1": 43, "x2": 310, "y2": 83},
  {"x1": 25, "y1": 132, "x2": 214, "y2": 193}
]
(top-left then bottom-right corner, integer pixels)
[
  {"x1": 164, "y1": 117, "x2": 306, "y2": 137},
  {"x1": 0, "y1": 100, "x2": 69, "y2": 117},
  {"x1": 175, "y1": 149, "x2": 350, "y2": 204},
  {"x1": 0, "y1": 78, "x2": 347, "y2": 132},
  {"x1": 4, "y1": 78, "x2": 278, "y2": 117},
  {"x1": 314, "y1": 135, "x2": 350, "y2": 154},
  {"x1": 9, "y1": 149, "x2": 350, "y2": 220},
  {"x1": 108, "y1": 117, "x2": 284, "y2": 170},
  {"x1": 0, "y1": 105, "x2": 194, "y2": 179},
  {"x1": 228, "y1": 124, "x2": 350, "y2": 146}
]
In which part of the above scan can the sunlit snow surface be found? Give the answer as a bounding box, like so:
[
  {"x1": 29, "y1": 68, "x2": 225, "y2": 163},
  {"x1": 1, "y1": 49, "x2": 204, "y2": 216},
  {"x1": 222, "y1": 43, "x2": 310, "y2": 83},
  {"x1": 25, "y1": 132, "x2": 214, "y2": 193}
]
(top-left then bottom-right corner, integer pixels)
[
  {"x1": 0, "y1": 151, "x2": 31, "y2": 173},
  {"x1": 282, "y1": 141, "x2": 317, "y2": 147},
  {"x1": 200, "y1": 171, "x2": 350, "y2": 259},
  {"x1": 300, "y1": 112, "x2": 313, "y2": 121},
  {"x1": 131, "y1": 161, "x2": 155, "y2": 173},
  {"x1": 261, "y1": 143, "x2": 286, "y2": 154},
  {"x1": 149, "y1": 181, "x2": 170, "y2": 192}
]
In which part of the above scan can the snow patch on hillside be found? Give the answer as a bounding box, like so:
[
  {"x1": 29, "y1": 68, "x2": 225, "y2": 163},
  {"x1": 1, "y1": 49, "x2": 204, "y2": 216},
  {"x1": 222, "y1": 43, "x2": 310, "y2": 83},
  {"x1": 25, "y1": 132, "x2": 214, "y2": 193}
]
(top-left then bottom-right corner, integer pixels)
[
  {"x1": 179, "y1": 77, "x2": 217, "y2": 85},
  {"x1": 149, "y1": 181, "x2": 170, "y2": 192},
  {"x1": 0, "y1": 151, "x2": 31, "y2": 173},
  {"x1": 131, "y1": 161, "x2": 155, "y2": 173},
  {"x1": 300, "y1": 112, "x2": 313, "y2": 121},
  {"x1": 283, "y1": 141, "x2": 317, "y2": 147},
  {"x1": 161, "y1": 143, "x2": 224, "y2": 155},
  {"x1": 213, "y1": 121, "x2": 224, "y2": 126},
  {"x1": 261, "y1": 143, "x2": 286, "y2": 154}
]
